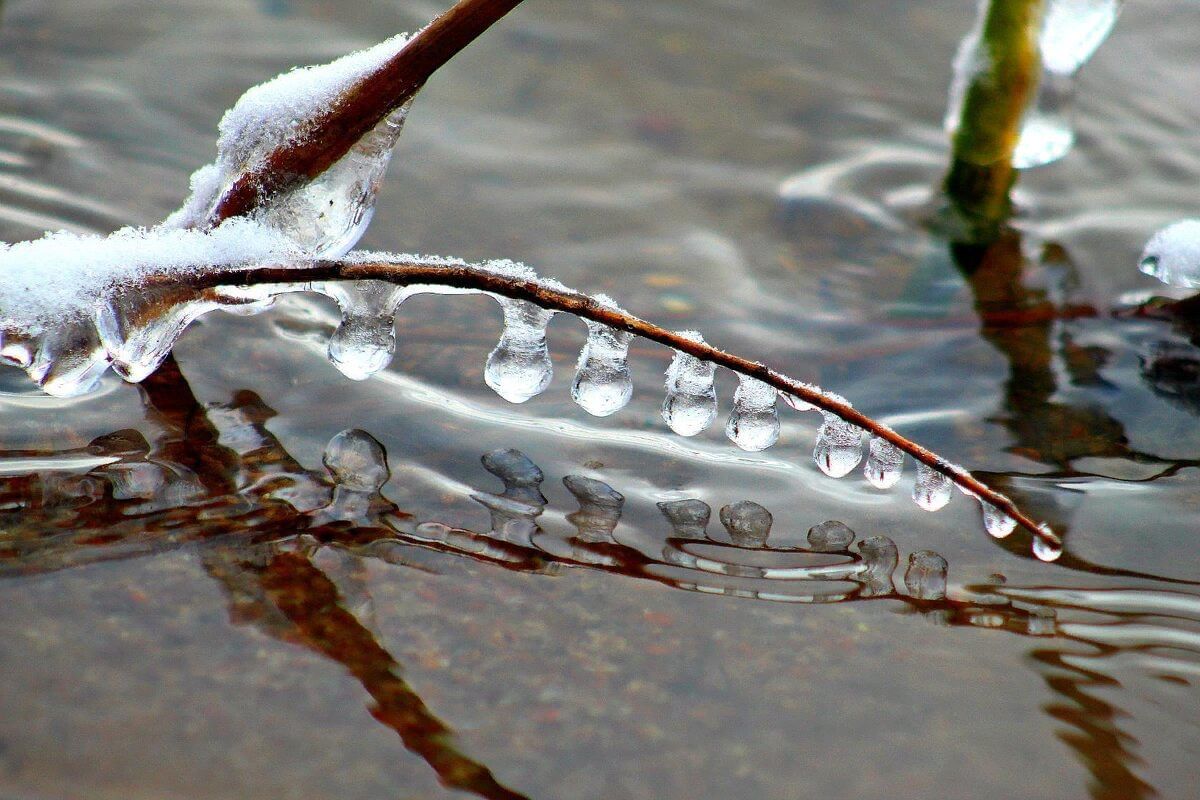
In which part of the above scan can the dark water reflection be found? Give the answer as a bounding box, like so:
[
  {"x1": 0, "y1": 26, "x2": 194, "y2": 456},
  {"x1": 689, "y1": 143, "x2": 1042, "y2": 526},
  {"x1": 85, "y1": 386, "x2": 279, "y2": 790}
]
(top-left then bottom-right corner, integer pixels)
[{"x1": 4, "y1": 0, "x2": 1200, "y2": 798}]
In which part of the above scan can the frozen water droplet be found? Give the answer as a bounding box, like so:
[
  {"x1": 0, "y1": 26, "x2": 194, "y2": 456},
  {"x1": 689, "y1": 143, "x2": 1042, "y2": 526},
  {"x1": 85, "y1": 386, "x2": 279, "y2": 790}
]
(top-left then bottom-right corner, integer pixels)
[
  {"x1": 1039, "y1": 0, "x2": 1122, "y2": 76},
  {"x1": 719, "y1": 500, "x2": 772, "y2": 548},
  {"x1": 564, "y1": 475, "x2": 624, "y2": 541},
  {"x1": 571, "y1": 316, "x2": 633, "y2": 417},
  {"x1": 856, "y1": 535, "x2": 898, "y2": 597},
  {"x1": 912, "y1": 463, "x2": 953, "y2": 511},
  {"x1": 812, "y1": 413, "x2": 863, "y2": 478},
  {"x1": 807, "y1": 520, "x2": 856, "y2": 552},
  {"x1": 316, "y1": 281, "x2": 410, "y2": 380},
  {"x1": 662, "y1": 332, "x2": 717, "y2": 436},
  {"x1": 863, "y1": 436, "x2": 904, "y2": 489},
  {"x1": 97, "y1": 294, "x2": 217, "y2": 383},
  {"x1": 1032, "y1": 529, "x2": 1063, "y2": 562},
  {"x1": 485, "y1": 298, "x2": 555, "y2": 403},
  {"x1": 657, "y1": 498, "x2": 711, "y2": 539},
  {"x1": 725, "y1": 375, "x2": 779, "y2": 451},
  {"x1": 481, "y1": 448, "x2": 547, "y2": 506},
  {"x1": 323, "y1": 429, "x2": 390, "y2": 493},
  {"x1": 1012, "y1": 74, "x2": 1075, "y2": 169},
  {"x1": 28, "y1": 322, "x2": 111, "y2": 398},
  {"x1": 1139, "y1": 219, "x2": 1200, "y2": 289},
  {"x1": 981, "y1": 502, "x2": 1018, "y2": 538},
  {"x1": 904, "y1": 550, "x2": 948, "y2": 600}
]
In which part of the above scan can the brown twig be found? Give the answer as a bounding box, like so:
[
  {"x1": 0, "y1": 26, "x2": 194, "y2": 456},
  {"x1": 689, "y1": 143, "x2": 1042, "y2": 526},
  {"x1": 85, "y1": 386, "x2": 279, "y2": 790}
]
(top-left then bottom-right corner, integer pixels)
[
  {"x1": 205, "y1": 0, "x2": 528, "y2": 227},
  {"x1": 155, "y1": 258, "x2": 1060, "y2": 550}
]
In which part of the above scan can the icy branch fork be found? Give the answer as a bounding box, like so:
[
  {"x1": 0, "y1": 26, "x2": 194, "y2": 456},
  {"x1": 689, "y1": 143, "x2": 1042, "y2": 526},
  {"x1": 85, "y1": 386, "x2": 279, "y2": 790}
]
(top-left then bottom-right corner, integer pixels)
[{"x1": 0, "y1": 0, "x2": 1060, "y2": 557}]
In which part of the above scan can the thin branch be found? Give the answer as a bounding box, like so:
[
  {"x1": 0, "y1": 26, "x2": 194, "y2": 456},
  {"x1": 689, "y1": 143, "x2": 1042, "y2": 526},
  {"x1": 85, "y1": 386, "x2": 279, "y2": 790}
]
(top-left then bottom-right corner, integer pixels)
[
  {"x1": 205, "y1": 0, "x2": 528, "y2": 227},
  {"x1": 157, "y1": 258, "x2": 1060, "y2": 550}
]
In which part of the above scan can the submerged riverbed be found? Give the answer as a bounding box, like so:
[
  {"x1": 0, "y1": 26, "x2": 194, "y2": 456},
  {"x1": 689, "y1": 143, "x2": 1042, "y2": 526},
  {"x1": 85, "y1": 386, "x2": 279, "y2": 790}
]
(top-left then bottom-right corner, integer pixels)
[{"x1": 1, "y1": 1, "x2": 1199, "y2": 798}]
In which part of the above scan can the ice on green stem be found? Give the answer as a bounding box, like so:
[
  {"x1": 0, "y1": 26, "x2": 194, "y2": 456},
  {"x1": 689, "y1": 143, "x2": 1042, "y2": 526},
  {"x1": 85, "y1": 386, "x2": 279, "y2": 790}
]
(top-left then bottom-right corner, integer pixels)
[
  {"x1": 485, "y1": 298, "x2": 555, "y2": 403},
  {"x1": 572, "y1": 300, "x2": 634, "y2": 417},
  {"x1": 661, "y1": 331, "x2": 717, "y2": 436}
]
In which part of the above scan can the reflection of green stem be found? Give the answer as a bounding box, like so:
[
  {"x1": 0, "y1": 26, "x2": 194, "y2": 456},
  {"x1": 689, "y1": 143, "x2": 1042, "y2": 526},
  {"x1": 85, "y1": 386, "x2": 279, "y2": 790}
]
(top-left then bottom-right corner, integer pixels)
[{"x1": 943, "y1": 0, "x2": 1044, "y2": 239}]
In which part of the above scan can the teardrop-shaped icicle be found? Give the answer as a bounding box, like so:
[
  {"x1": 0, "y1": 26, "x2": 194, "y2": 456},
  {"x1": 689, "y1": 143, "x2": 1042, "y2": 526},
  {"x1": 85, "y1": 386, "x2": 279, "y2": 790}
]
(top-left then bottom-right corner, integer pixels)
[
  {"x1": 981, "y1": 501, "x2": 1018, "y2": 539},
  {"x1": 27, "y1": 321, "x2": 111, "y2": 398},
  {"x1": 812, "y1": 412, "x2": 863, "y2": 478},
  {"x1": 863, "y1": 436, "x2": 904, "y2": 489},
  {"x1": 661, "y1": 331, "x2": 717, "y2": 436},
  {"x1": 1032, "y1": 527, "x2": 1063, "y2": 562},
  {"x1": 912, "y1": 462, "x2": 953, "y2": 511},
  {"x1": 485, "y1": 298, "x2": 555, "y2": 403},
  {"x1": 315, "y1": 280, "x2": 411, "y2": 381},
  {"x1": 571, "y1": 316, "x2": 633, "y2": 417},
  {"x1": 725, "y1": 374, "x2": 779, "y2": 451},
  {"x1": 97, "y1": 294, "x2": 218, "y2": 383}
]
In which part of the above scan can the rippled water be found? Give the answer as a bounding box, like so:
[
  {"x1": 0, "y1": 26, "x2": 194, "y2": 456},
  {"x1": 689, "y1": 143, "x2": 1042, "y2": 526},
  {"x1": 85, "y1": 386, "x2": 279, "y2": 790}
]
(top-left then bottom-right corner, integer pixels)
[{"x1": 3, "y1": 1, "x2": 1200, "y2": 798}]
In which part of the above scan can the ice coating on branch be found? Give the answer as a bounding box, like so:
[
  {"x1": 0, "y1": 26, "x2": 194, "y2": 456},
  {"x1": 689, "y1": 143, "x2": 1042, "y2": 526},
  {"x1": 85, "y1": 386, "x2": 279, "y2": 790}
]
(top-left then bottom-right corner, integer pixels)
[
  {"x1": 912, "y1": 462, "x2": 953, "y2": 511},
  {"x1": 313, "y1": 280, "x2": 412, "y2": 380},
  {"x1": 1032, "y1": 526, "x2": 1063, "y2": 562},
  {"x1": 0, "y1": 220, "x2": 299, "y2": 396},
  {"x1": 165, "y1": 34, "x2": 414, "y2": 258},
  {"x1": 812, "y1": 412, "x2": 864, "y2": 478},
  {"x1": 725, "y1": 374, "x2": 779, "y2": 451},
  {"x1": 662, "y1": 331, "x2": 717, "y2": 436},
  {"x1": 571, "y1": 295, "x2": 634, "y2": 417},
  {"x1": 1139, "y1": 220, "x2": 1200, "y2": 289},
  {"x1": 946, "y1": 0, "x2": 1121, "y2": 170},
  {"x1": 863, "y1": 436, "x2": 905, "y2": 489},
  {"x1": 485, "y1": 297, "x2": 556, "y2": 403}
]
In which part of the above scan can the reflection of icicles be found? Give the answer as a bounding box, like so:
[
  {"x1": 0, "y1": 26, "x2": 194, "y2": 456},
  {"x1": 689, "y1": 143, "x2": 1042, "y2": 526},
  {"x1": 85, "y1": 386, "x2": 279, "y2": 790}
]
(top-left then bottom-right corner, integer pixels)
[
  {"x1": 856, "y1": 535, "x2": 898, "y2": 597},
  {"x1": 563, "y1": 475, "x2": 624, "y2": 542},
  {"x1": 912, "y1": 462, "x2": 952, "y2": 512},
  {"x1": 725, "y1": 374, "x2": 779, "y2": 452},
  {"x1": 319, "y1": 429, "x2": 390, "y2": 522},
  {"x1": 662, "y1": 331, "x2": 717, "y2": 436},
  {"x1": 658, "y1": 498, "x2": 711, "y2": 540},
  {"x1": 807, "y1": 520, "x2": 855, "y2": 552},
  {"x1": 719, "y1": 500, "x2": 772, "y2": 548},
  {"x1": 904, "y1": 550, "x2": 948, "y2": 600},
  {"x1": 572, "y1": 301, "x2": 633, "y2": 417},
  {"x1": 485, "y1": 298, "x2": 555, "y2": 403},
  {"x1": 863, "y1": 436, "x2": 904, "y2": 489},
  {"x1": 480, "y1": 448, "x2": 547, "y2": 506},
  {"x1": 314, "y1": 280, "x2": 411, "y2": 380},
  {"x1": 812, "y1": 412, "x2": 863, "y2": 478}
]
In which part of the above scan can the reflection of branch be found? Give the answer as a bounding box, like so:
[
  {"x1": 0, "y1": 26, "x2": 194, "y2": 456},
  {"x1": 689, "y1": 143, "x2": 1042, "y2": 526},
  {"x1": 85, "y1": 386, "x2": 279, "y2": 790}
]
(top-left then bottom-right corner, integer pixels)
[
  {"x1": 244, "y1": 551, "x2": 531, "y2": 800},
  {"x1": 162, "y1": 257, "x2": 1059, "y2": 550},
  {"x1": 206, "y1": 0, "x2": 527, "y2": 226}
]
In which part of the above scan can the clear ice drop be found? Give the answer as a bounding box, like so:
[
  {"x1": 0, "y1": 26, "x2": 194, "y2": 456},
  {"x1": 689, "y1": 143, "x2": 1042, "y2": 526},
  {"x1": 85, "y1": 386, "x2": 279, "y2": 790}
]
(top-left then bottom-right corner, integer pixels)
[
  {"x1": 485, "y1": 298, "x2": 555, "y2": 403},
  {"x1": 719, "y1": 500, "x2": 773, "y2": 548},
  {"x1": 912, "y1": 462, "x2": 953, "y2": 511},
  {"x1": 1139, "y1": 219, "x2": 1200, "y2": 289},
  {"x1": 981, "y1": 501, "x2": 1018, "y2": 538},
  {"x1": 725, "y1": 375, "x2": 780, "y2": 452},
  {"x1": 661, "y1": 332, "x2": 717, "y2": 436},
  {"x1": 316, "y1": 280, "x2": 410, "y2": 380},
  {"x1": 904, "y1": 550, "x2": 948, "y2": 600},
  {"x1": 863, "y1": 436, "x2": 904, "y2": 489},
  {"x1": 807, "y1": 520, "x2": 856, "y2": 552},
  {"x1": 571, "y1": 314, "x2": 633, "y2": 417},
  {"x1": 1032, "y1": 529, "x2": 1063, "y2": 562},
  {"x1": 812, "y1": 412, "x2": 864, "y2": 478}
]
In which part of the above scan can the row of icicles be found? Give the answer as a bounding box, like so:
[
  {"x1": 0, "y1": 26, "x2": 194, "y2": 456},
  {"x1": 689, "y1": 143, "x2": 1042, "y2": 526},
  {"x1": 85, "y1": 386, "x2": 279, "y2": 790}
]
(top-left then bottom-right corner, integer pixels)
[
  {"x1": 0, "y1": 274, "x2": 1061, "y2": 562},
  {"x1": 312, "y1": 280, "x2": 1060, "y2": 562}
]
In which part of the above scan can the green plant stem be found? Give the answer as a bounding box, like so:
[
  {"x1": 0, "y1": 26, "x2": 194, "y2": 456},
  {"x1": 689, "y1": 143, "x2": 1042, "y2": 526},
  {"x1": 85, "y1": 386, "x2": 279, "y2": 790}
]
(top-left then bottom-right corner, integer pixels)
[
  {"x1": 943, "y1": 0, "x2": 1044, "y2": 239},
  {"x1": 149, "y1": 258, "x2": 1061, "y2": 550},
  {"x1": 205, "y1": 0, "x2": 528, "y2": 227}
]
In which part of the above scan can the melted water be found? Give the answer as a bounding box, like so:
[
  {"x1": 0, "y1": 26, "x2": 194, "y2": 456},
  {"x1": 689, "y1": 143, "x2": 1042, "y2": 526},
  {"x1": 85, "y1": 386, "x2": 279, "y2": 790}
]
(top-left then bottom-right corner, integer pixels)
[{"x1": 2, "y1": 1, "x2": 1200, "y2": 799}]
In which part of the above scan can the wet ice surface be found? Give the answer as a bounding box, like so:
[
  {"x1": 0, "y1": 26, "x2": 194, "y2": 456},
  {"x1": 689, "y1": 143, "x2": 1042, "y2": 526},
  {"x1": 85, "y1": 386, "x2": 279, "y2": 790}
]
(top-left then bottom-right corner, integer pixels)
[{"x1": 4, "y1": 0, "x2": 1200, "y2": 799}]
